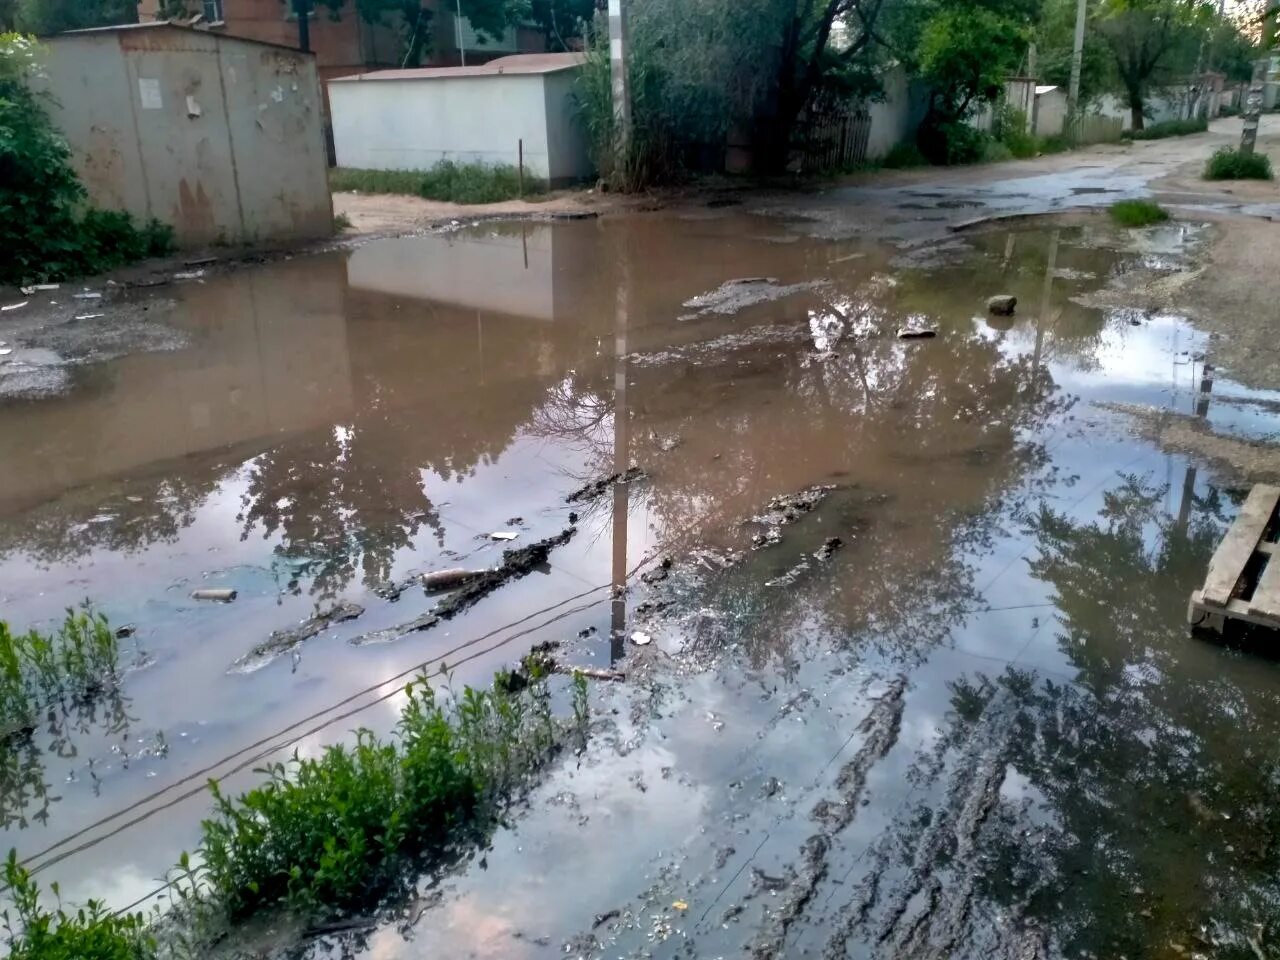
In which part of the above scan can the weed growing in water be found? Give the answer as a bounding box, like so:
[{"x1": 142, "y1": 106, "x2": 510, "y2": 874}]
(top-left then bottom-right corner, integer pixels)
[
  {"x1": 189, "y1": 669, "x2": 589, "y2": 924},
  {"x1": 1108, "y1": 199, "x2": 1170, "y2": 227},
  {"x1": 0, "y1": 609, "x2": 122, "y2": 739},
  {"x1": 3, "y1": 850, "x2": 156, "y2": 960}
]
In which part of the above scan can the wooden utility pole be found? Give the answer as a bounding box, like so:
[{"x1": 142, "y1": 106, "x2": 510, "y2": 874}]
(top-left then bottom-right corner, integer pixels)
[
  {"x1": 607, "y1": 0, "x2": 631, "y2": 155},
  {"x1": 1067, "y1": 0, "x2": 1087, "y2": 130}
]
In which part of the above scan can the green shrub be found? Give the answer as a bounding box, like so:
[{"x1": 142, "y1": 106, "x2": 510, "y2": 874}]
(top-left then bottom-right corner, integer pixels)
[
  {"x1": 3, "y1": 850, "x2": 156, "y2": 960},
  {"x1": 1109, "y1": 198, "x2": 1170, "y2": 227},
  {"x1": 882, "y1": 141, "x2": 928, "y2": 168},
  {"x1": 1124, "y1": 117, "x2": 1208, "y2": 141},
  {"x1": 995, "y1": 106, "x2": 1039, "y2": 158},
  {"x1": 0, "y1": 34, "x2": 175, "y2": 285},
  {"x1": 982, "y1": 140, "x2": 1014, "y2": 163},
  {"x1": 938, "y1": 121, "x2": 990, "y2": 165},
  {"x1": 329, "y1": 161, "x2": 545, "y2": 204},
  {"x1": 0, "y1": 609, "x2": 122, "y2": 739},
  {"x1": 194, "y1": 671, "x2": 587, "y2": 921},
  {"x1": 1203, "y1": 146, "x2": 1273, "y2": 180},
  {"x1": 1039, "y1": 134, "x2": 1071, "y2": 154}
]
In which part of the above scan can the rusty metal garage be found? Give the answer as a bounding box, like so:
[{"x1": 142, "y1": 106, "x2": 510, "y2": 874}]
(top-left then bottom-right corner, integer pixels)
[{"x1": 35, "y1": 22, "x2": 333, "y2": 248}]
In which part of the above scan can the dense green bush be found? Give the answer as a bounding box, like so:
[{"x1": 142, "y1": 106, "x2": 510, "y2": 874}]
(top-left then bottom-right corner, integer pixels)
[
  {"x1": 329, "y1": 161, "x2": 544, "y2": 204},
  {"x1": 3, "y1": 851, "x2": 156, "y2": 960},
  {"x1": 1124, "y1": 117, "x2": 1208, "y2": 140},
  {"x1": 882, "y1": 141, "x2": 928, "y2": 168},
  {"x1": 0, "y1": 34, "x2": 174, "y2": 286},
  {"x1": 995, "y1": 106, "x2": 1040, "y2": 158},
  {"x1": 1109, "y1": 198, "x2": 1170, "y2": 226},
  {"x1": 1203, "y1": 146, "x2": 1273, "y2": 180},
  {"x1": 195, "y1": 671, "x2": 587, "y2": 920},
  {"x1": 937, "y1": 121, "x2": 991, "y2": 165}
]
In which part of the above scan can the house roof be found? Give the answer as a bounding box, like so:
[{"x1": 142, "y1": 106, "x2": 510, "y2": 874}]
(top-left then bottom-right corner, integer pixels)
[
  {"x1": 331, "y1": 53, "x2": 586, "y2": 83},
  {"x1": 51, "y1": 20, "x2": 312, "y2": 55}
]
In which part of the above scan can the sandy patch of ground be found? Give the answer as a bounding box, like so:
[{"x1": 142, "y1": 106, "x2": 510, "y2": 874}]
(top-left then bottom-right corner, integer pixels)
[{"x1": 331, "y1": 189, "x2": 613, "y2": 234}]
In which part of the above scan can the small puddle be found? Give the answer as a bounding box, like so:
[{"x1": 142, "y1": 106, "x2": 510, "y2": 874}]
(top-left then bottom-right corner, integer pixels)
[{"x1": 3, "y1": 212, "x2": 1280, "y2": 958}]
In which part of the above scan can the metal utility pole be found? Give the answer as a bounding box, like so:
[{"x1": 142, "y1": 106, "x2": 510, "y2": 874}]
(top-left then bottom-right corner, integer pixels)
[
  {"x1": 607, "y1": 0, "x2": 632, "y2": 154},
  {"x1": 294, "y1": 0, "x2": 311, "y2": 53},
  {"x1": 1067, "y1": 0, "x2": 1087, "y2": 128},
  {"x1": 455, "y1": 0, "x2": 467, "y2": 66}
]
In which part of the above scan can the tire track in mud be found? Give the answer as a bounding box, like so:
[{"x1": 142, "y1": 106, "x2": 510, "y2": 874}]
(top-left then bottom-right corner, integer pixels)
[
  {"x1": 822, "y1": 689, "x2": 1019, "y2": 960},
  {"x1": 748, "y1": 676, "x2": 907, "y2": 960}
]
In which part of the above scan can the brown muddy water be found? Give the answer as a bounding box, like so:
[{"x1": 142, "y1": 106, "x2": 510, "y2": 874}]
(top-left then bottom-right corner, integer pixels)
[{"x1": 3, "y1": 210, "x2": 1280, "y2": 959}]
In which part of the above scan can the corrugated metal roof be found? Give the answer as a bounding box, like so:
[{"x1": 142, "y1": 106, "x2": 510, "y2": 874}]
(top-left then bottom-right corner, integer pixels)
[
  {"x1": 52, "y1": 20, "x2": 311, "y2": 55},
  {"x1": 331, "y1": 52, "x2": 585, "y2": 83},
  {"x1": 1035, "y1": 84, "x2": 1061, "y2": 95}
]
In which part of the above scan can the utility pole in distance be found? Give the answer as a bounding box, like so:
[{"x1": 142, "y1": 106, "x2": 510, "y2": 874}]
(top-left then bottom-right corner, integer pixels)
[
  {"x1": 294, "y1": 0, "x2": 311, "y2": 53},
  {"x1": 1067, "y1": 0, "x2": 1087, "y2": 131},
  {"x1": 607, "y1": 0, "x2": 631, "y2": 156}
]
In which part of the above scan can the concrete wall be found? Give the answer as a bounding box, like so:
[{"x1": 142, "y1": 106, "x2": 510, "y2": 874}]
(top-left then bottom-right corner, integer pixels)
[
  {"x1": 542, "y1": 68, "x2": 592, "y2": 182},
  {"x1": 330, "y1": 69, "x2": 590, "y2": 182},
  {"x1": 1035, "y1": 90, "x2": 1067, "y2": 137},
  {"x1": 39, "y1": 26, "x2": 332, "y2": 247},
  {"x1": 864, "y1": 65, "x2": 928, "y2": 159},
  {"x1": 1096, "y1": 89, "x2": 1189, "y2": 130}
]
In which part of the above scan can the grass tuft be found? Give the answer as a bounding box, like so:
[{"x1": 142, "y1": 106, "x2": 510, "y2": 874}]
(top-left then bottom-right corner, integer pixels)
[
  {"x1": 3, "y1": 850, "x2": 156, "y2": 960},
  {"x1": 1109, "y1": 199, "x2": 1170, "y2": 227},
  {"x1": 1203, "y1": 146, "x2": 1274, "y2": 181},
  {"x1": 329, "y1": 162, "x2": 546, "y2": 204},
  {"x1": 188, "y1": 668, "x2": 589, "y2": 923},
  {"x1": 1124, "y1": 117, "x2": 1209, "y2": 141},
  {"x1": 0, "y1": 610, "x2": 122, "y2": 740},
  {"x1": 881, "y1": 142, "x2": 928, "y2": 169}
]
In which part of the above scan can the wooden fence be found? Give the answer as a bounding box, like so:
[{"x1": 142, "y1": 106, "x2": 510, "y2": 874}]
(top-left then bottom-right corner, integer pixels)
[
  {"x1": 1068, "y1": 113, "x2": 1125, "y2": 145},
  {"x1": 797, "y1": 108, "x2": 873, "y2": 172}
]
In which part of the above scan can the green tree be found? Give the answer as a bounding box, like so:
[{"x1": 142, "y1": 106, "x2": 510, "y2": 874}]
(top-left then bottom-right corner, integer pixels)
[
  {"x1": 1096, "y1": 0, "x2": 1203, "y2": 128},
  {"x1": 13, "y1": 0, "x2": 137, "y2": 34},
  {"x1": 1034, "y1": 0, "x2": 1113, "y2": 105},
  {"x1": 530, "y1": 0, "x2": 593, "y2": 52}
]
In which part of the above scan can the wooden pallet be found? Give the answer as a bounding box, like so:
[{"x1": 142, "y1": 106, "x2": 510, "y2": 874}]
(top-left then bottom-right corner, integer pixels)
[{"x1": 1189, "y1": 483, "x2": 1280, "y2": 635}]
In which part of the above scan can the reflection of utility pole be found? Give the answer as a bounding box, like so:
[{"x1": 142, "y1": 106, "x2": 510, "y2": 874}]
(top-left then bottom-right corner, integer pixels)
[
  {"x1": 608, "y1": 0, "x2": 632, "y2": 155},
  {"x1": 610, "y1": 239, "x2": 631, "y2": 667},
  {"x1": 294, "y1": 0, "x2": 311, "y2": 53},
  {"x1": 455, "y1": 0, "x2": 467, "y2": 66},
  {"x1": 1176, "y1": 361, "x2": 1214, "y2": 536},
  {"x1": 1067, "y1": 0, "x2": 1087, "y2": 134},
  {"x1": 1033, "y1": 230, "x2": 1060, "y2": 378}
]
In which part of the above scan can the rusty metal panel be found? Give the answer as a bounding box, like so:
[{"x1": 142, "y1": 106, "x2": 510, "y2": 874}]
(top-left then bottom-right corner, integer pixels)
[
  {"x1": 217, "y1": 40, "x2": 333, "y2": 243},
  {"x1": 36, "y1": 25, "x2": 331, "y2": 248}
]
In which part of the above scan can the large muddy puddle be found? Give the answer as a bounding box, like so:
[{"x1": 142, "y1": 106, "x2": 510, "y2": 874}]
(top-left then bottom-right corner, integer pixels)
[{"x1": 4, "y1": 210, "x2": 1280, "y2": 957}]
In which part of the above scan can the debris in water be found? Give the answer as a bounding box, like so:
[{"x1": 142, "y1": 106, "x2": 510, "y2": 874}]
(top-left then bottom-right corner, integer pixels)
[
  {"x1": 2, "y1": 301, "x2": 28, "y2": 311},
  {"x1": 748, "y1": 485, "x2": 837, "y2": 548},
  {"x1": 173, "y1": 269, "x2": 205, "y2": 281},
  {"x1": 987, "y1": 294, "x2": 1017, "y2": 316},
  {"x1": 74, "y1": 313, "x2": 105, "y2": 320},
  {"x1": 0, "y1": 348, "x2": 11, "y2": 357},
  {"x1": 897, "y1": 325, "x2": 938, "y2": 339},
  {"x1": 672, "y1": 901, "x2": 688, "y2": 912},
  {"x1": 681, "y1": 277, "x2": 830, "y2": 318},
  {"x1": 73, "y1": 292, "x2": 103, "y2": 300},
  {"x1": 489, "y1": 531, "x2": 520, "y2": 541},
  {"x1": 631, "y1": 631, "x2": 653, "y2": 646},
  {"x1": 115, "y1": 624, "x2": 137, "y2": 639},
  {"x1": 422, "y1": 568, "x2": 487, "y2": 591},
  {"x1": 236, "y1": 601, "x2": 364, "y2": 668},
  {"x1": 565, "y1": 466, "x2": 645, "y2": 504},
  {"x1": 191, "y1": 588, "x2": 237, "y2": 602}
]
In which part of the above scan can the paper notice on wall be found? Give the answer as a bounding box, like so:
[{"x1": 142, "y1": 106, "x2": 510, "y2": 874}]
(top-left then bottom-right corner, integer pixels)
[{"x1": 138, "y1": 78, "x2": 162, "y2": 110}]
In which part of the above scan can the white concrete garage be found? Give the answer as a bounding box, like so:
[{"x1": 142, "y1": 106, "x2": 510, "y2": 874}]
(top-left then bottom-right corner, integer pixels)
[{"x1": 327, "y1": 52, "x2": 593, "y2": 186}]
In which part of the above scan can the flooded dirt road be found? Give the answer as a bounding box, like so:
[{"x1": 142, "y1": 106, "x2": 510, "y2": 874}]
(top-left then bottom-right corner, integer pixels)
[{"x1": 4, "y1": 156, "x2": 1280, "y2": 959}]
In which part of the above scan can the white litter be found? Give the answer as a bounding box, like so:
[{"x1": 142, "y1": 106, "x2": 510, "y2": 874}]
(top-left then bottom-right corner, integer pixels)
[
  {"x1": 631, "y1": 631, "x2": 653, "y2": 646},
  {"x1": 73, "y1": 292, "x2": 102, "y2": 300},
  {"x1": 33, "y1": 283, "x2": 59, "y2": 291},
  {"x1": 173, "y1": 270, "x2": 205, "y2": 281},
  {"x1": 74, "y1": 313, "x2": 105, "y2": 321},
  {"x1": 0, "y1": 348, "x2": 12, "y2": 357},
  {"x1": 2, "y1": 301, "x2": 28, "y2": 311},
  {"x1": 489, "y1": 531, "x2": 520, "y2": 541}
]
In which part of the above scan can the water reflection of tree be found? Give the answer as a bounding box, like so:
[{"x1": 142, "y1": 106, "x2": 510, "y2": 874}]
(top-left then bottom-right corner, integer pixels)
[
  {"x1": 1, "y1": 686, "x2": 135, "y2": 831},
  {"x1": 0, "y1": 471, "x2": 225, "y2": 566},
  {"x1": 836, "y1": 477, "x2": 1280, "y2": 958}
]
